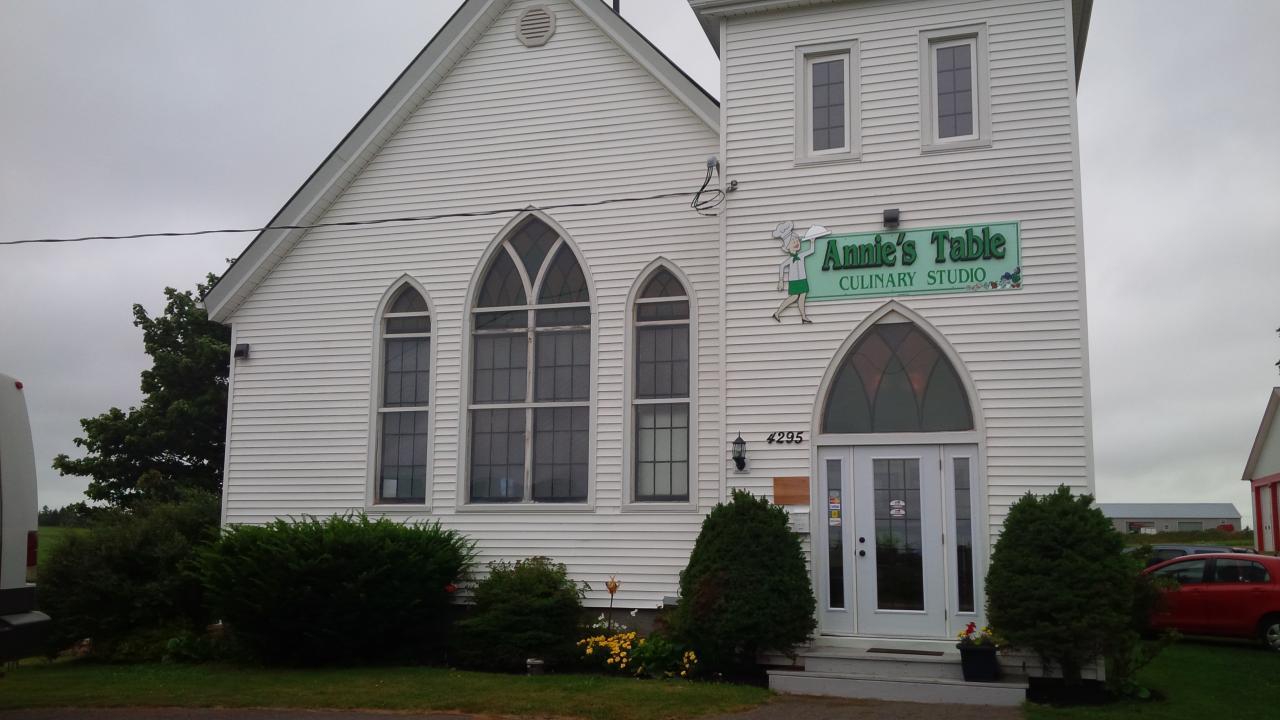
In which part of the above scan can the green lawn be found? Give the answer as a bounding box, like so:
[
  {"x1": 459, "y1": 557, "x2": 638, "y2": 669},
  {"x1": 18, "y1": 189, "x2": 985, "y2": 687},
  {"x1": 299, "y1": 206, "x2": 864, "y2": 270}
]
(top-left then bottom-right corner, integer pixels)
[
  {"x1": 1026, "y1": 641, "x2": 1280, "y2": 720},
  {"x1": 37, "y1": 525, "x2": 88, "y2": 562},
  {"x1": 0, "y1": 662, "x2": 770, "y2": 720}
]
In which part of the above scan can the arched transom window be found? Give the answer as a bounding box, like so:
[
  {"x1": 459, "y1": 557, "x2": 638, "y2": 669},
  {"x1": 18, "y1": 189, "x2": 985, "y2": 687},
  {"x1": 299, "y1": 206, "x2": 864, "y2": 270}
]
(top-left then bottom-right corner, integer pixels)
[
  {"x1": 377, "y1": 284, "x2": 431, "y2": 504},
  {"x1": 469, "y1": 217, "x2": 591, "y2": 503},
  {"x1": 822, "y1": 321, "x2": 972, "y2": 433},
  {"x1": 632, "y1": 267, "x2": 691, "y2": 502}
]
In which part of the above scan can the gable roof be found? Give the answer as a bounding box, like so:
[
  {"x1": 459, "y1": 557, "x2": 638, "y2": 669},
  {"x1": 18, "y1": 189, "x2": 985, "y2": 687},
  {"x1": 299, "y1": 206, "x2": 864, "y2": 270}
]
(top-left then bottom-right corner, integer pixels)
[
  {"x1": 688, "y1": 0, "x2": 1094, "y2": 82},
  {"x1": 1096, "y1": 503, "x2": 1242, "y2": 520},
  {"x1": 1243, "y1": 387, "x2": 1280, "y2": 481},
  {"x1": 202, "y1": 0, "x2": 719, "y2": 323}
]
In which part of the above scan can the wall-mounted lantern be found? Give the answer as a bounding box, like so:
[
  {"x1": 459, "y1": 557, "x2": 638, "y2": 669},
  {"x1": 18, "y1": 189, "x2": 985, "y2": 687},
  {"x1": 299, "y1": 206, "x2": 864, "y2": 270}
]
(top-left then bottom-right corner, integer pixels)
[
  {"x1": 732, "y1": 433, "x2": 747, "y2": 472},
  {"x1": 233, "y1": 343, "x2": 250, "y2": 360},
  {"x1": 883, "y1": 208, "x2": 900, "y2": 229}
]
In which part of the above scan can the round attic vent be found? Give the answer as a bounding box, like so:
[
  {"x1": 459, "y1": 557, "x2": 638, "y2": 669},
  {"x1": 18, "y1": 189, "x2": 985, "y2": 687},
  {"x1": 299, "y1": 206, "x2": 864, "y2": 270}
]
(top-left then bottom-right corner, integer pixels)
[{"x1": 516, "y1": 6, "x2": 556, "y2": 47}]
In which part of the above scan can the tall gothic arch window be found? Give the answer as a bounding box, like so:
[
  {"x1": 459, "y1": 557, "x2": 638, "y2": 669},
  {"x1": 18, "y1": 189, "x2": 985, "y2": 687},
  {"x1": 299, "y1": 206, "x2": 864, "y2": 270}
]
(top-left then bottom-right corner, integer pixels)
[
  {"x1": 632, "y1": 267, "x2": 691, "y2": 502},
  {"x1": 822, "y1": 321, "x2": 972, "y2": 433},
  {"x1": 469, "y1": 217, "x2": 591, "y2": 503},
  {"x1": 377, "y1": 284, "x2": 432, "y2": 504}
]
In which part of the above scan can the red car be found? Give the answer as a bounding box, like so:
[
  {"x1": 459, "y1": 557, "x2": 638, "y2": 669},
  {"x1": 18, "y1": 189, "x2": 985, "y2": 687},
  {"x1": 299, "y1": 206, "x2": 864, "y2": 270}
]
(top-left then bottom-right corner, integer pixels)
[{"x1": 1143, "y1": 553, "x2": 1280, "y2": 650}]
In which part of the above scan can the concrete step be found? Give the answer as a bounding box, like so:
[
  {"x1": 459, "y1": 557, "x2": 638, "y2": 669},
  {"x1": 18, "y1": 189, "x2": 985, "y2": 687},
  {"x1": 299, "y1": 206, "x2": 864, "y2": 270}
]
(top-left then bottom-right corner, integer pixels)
[
  {"x1": 801, "y1": 648, "x2": 966, "y2": 681},
  {"x1": 768, "y1": 669, "x2": 1028, "y2": 707}
]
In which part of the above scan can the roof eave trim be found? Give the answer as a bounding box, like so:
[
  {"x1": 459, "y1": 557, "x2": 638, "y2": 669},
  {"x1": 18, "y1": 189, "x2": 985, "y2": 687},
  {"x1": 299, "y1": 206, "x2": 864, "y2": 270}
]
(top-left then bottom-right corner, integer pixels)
[
  {"x1": 1073, "y1": 0, "x2": 1092, "y2": 82},
  {"x1": 1243, "y1": 388, "x2": 1280, "y2": 481},
  {"x1": 202, "y1": 0, "x2": 504, "y2": 323},
  {"x1": 575, "y1": 0, "x2": 719, "y2": 129},
  {"x1": 204, "y1": 0, "x2": 720, "y2": 322},
  {"x1": 689, "y1": 0, "x2": 1092, "y2": 82}
]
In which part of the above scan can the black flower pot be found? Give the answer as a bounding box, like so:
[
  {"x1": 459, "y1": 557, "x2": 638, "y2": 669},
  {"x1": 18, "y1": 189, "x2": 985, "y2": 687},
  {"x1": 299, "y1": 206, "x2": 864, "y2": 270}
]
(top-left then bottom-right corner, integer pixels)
[{"x1": 956, "y1": 644, "x2": 1001, "y2": 682}]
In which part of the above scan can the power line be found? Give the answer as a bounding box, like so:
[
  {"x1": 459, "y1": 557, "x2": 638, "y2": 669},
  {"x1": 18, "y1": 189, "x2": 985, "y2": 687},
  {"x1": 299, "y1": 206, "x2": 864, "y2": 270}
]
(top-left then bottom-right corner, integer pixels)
[{"x1": 0, "y1": 189, "x2": 708, "y2": 246}]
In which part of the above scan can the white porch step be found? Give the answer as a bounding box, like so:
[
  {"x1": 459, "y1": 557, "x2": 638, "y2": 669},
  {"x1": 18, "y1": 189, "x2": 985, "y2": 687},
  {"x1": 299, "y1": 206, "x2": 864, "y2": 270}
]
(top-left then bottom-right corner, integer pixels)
[
  {"x1": 802, "y1": 647, "x2": 966, "y2": 681},
  {"x1": 768, "y1": 669, "x2": 1028, "y2": 707}
]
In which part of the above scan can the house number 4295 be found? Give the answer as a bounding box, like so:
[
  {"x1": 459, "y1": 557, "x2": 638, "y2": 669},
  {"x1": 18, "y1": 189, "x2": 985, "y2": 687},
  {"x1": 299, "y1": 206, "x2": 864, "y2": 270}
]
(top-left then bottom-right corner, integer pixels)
[{"x1": 766, "y1": 431, "x2": 805, "y2": 444}]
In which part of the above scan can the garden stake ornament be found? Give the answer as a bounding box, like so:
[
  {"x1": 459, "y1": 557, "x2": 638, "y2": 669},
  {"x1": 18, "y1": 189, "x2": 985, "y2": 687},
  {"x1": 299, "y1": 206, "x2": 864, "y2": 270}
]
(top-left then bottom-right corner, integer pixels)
[{"x1": 605, "y1": 576, "x2": 620, "y2": 631}]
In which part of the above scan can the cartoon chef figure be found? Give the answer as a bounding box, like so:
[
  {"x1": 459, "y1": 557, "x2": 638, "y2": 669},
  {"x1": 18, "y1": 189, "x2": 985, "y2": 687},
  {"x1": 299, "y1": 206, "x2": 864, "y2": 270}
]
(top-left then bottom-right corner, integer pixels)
[{"x1": 772, "y1": 221, "x2": 829, "y2": 324}]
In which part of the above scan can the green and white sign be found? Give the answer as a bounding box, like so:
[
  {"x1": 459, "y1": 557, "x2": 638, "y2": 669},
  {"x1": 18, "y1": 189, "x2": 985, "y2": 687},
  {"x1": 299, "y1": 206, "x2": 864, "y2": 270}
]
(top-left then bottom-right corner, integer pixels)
[
  {"x1": 769, "y1": 220, "x2": 1021, "y2": 323},
  {"x1": 806, "y1": 221, "x2": 1021, "y2": 300}
]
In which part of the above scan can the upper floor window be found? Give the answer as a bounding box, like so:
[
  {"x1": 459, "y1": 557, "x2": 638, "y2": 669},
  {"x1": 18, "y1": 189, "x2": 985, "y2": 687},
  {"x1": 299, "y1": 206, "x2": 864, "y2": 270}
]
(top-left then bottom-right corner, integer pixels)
[
  {"x1": 469, "y1": 217, "x2": 591, "y2": 504},
  {"x1": 795, "y1": 41, "x2": 859, "y2": 164},
  {"x1": 920, "y1": 26, "x2": 989, "y2": 151},
  {"x1": 632, "y1": 268, "x2": 691, "y2": 502},
  {"x1": 377, "y1": 284, "x2": 431, "y2": 504}
]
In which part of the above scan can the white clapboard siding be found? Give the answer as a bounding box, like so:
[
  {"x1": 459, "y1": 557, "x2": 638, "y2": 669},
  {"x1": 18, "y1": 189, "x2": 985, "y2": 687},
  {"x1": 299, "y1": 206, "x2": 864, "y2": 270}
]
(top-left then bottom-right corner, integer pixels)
[
  {"x1": 718, "y1": 0, "x2": 1092, "y2": 539},
  {"x1": 223, "y1": 0, "x2": 721, "y2": 607}
]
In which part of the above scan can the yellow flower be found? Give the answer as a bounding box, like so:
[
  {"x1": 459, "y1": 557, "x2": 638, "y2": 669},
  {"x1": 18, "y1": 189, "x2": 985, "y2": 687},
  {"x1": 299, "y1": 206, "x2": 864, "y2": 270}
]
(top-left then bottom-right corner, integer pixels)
[
  {"x1": 680, "y1": 670, "x2": 687, "y2": 677},
  {"x1": 585, "y1": 647, "x2": 593, "y2": 655}
]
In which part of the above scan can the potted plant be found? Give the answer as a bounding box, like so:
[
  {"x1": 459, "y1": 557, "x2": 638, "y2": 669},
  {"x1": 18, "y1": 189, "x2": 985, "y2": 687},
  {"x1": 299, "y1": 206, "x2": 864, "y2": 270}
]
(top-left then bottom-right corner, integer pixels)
[{"x1": 956, "y1": 622, "x2": 1001, "y2": 682}]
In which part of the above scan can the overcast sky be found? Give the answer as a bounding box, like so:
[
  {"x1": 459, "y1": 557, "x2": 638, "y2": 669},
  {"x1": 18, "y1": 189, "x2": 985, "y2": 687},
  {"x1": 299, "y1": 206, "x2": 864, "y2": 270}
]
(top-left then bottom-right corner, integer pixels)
[{"x1": 2, "y1": 0, "x2": 1277, "y2": 525}]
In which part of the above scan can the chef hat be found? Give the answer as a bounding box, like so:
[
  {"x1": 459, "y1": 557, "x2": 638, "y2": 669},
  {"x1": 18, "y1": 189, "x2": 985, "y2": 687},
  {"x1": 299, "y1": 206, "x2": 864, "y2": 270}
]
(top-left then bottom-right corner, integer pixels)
[{"x1": 772, "y1": 221, "x2": 794, "y2": 241}]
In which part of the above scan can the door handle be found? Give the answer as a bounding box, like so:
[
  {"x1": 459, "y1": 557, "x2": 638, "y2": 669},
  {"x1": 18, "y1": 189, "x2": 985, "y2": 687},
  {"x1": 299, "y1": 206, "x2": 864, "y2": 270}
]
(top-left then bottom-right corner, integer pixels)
[
  {"x1": 859, "y1": 537, "x2": 866, "y2": 543},
  {"x1": 858, "y1": 550, "x2": 866, "y2": 557}
]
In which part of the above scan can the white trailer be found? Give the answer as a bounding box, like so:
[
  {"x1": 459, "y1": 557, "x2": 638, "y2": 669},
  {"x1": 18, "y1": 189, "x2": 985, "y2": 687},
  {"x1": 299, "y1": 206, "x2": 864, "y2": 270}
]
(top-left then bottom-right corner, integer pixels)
[{"x1": 0, "y1": 372, "x2": 50, "y2": 661}]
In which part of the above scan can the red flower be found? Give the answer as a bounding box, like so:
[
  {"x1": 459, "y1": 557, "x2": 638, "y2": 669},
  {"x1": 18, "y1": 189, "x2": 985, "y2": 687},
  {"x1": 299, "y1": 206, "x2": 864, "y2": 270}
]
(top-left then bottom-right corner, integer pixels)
[{"x1": 444, "y1": 583, "x2": 458, "y2": 594}]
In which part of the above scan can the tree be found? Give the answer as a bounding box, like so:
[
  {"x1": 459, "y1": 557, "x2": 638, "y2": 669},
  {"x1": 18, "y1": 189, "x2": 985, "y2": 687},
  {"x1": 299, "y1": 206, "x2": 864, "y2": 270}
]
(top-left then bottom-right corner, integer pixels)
[
  {"x1": 53, "y1": 275, "x2": 230, "y2": 507},
  {"x1": 985, "y1": 485, "x2": 1133, "y2": 684}
]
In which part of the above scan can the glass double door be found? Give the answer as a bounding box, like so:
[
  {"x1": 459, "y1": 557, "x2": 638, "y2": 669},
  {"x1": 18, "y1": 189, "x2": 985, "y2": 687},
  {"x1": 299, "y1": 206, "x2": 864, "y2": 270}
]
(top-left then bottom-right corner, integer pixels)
[{"x1": 818, "y1": 445, "x2": 979, "y2": 638}]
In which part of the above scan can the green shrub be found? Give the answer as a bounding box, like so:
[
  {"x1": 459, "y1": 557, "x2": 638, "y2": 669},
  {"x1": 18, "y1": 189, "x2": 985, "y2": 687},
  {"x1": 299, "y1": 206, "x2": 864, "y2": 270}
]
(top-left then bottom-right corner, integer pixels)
[
  {"x1": 670, "y1": 490, "x2": 816, "y2": 675},
  {"x1": 453, "y1": 556, "x2": 586, "y2": 672},
  {"x1": 197, "y1": 514, "x2": 473, "y2": 665},
  {"x1": 1105, "y1": 556, "x2": 1179, "y2": 698},
  {"x1": 986, "y1": 486, "x2": 1134, "y2": 684},
  {"x1": 38, "y1": 492, "x2": 220, "y2": 661},
  {"x1": 629, "y1": 632, "x2": 698, "y2": 679}
]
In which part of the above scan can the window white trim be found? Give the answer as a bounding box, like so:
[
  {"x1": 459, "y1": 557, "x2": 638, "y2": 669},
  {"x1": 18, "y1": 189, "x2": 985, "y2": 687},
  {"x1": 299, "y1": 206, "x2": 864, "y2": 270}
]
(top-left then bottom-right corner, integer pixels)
[
  {"x1": 456, "y1": 210, "x2": 597, "y2": 510},
  {"x1": 366, "y1": 275, "x2": 435, "y2": 512},
  {"x1": 794, "y1": 40, "x2": 860, "y2": 165},
  {"x1": 621, "y1": 258, "x2": 699, "y2": 512},
  {"x1": 919, "y1": 25, "x2": 990, "y2": 152}
]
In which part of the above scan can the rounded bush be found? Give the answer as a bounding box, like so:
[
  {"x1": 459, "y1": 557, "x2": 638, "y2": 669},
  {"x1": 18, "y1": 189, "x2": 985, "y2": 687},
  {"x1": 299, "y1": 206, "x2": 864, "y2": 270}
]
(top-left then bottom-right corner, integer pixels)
[
  {"x1": 39, "y1": 492, "x2": 220, "y2": 661},
  {"x1": 670, "y1": 490, "x2": 816, "y2": 674},
  {"x1": 452, "y1": 556, "x2": 586, "y2": 672},
  {"x1": 197, "y1": 514, "x2": 473, "y2": 665},
  {"x1": 986, "y1": 485, "x2": 1133, "y2": 683}
]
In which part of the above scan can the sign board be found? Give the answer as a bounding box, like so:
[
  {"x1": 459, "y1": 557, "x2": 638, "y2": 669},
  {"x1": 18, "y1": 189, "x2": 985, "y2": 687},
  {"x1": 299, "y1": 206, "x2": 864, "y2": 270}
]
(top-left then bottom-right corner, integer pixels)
[
  {"x1": 889, "y1": 499, "x2": 906, "y2": 508},
  {"x1": 773, "y1": 476, "x2": 810, "y2": 506},
  {"x1": 802, "y1": 221, "x2": 1021, "y2": 301},
  {"x1": 889, "y1": 508, "x2": 907, "y2": 517},
  {"x1": 787, "y1": 511, "x2": 810, "y2": 534}
]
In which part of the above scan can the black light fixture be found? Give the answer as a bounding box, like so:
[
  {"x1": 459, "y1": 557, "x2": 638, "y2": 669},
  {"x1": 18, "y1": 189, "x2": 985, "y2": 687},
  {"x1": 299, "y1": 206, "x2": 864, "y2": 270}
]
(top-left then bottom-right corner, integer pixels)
[
  {"x1": 883, "y1": 208, "x2": 900, "y2": 229},
  {"x1": 731, "y1": 433, "x2": 747, "y2": 472},
  {"x1": 233, "y1": 343, "x2": 250, "y2": 360}
]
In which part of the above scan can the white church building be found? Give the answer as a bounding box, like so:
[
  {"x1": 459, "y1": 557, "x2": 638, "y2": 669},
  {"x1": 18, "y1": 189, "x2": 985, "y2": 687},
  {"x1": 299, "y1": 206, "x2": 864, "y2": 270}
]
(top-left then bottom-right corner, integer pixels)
[{"x1": 204, "y1": 0, "x2": 1095, "y2": 700}]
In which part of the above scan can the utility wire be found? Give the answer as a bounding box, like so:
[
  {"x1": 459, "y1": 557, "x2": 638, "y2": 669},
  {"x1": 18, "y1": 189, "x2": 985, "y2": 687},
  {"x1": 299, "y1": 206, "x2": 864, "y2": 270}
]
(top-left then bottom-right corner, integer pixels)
[{"x1": 0, "y1": 189, "x2": 707, "y2": 246}]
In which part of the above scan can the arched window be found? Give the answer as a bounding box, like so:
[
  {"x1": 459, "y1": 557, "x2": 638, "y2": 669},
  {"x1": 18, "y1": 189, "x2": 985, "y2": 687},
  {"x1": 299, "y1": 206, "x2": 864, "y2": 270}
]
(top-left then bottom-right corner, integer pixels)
[
  {"x1": 470, "y1": 217, "x2": 590, "y2": 503},
  {"x1": 376, "y1": 284, "x2": 432, "y2": 504},
  {"x1": 632, "y1": 267, "x2": 690, "y2": 502},
  {"x1": 822, "y1": 321, "x2": 972, "y2": 433}
]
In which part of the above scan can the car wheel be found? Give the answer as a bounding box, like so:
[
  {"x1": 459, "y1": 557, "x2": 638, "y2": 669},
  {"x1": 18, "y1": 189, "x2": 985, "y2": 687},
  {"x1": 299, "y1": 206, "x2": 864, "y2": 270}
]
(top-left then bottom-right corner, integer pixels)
[{"x1": 1261, "y1": 616, "x2": 1280, "y2": 652}]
